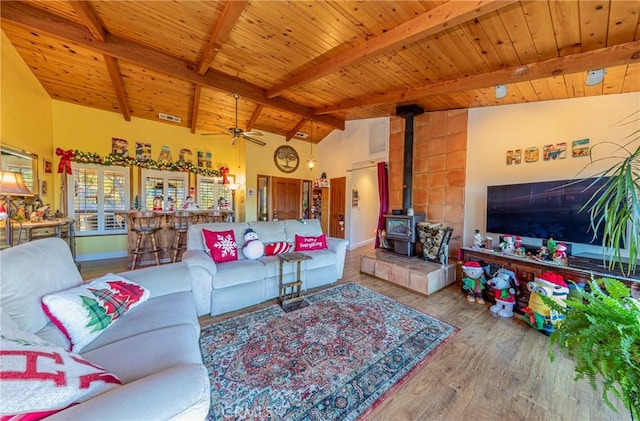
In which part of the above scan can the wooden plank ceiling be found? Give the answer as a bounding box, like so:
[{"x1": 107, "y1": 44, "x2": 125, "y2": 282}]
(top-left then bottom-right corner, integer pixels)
[{"x1": 1, "y1": 1, "x2": 639, "y2": 144}]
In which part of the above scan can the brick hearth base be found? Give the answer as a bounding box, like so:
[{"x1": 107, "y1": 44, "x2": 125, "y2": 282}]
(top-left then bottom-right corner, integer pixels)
[{"x1": 360, "y1": 249, "x2": 456, "y2": 296}]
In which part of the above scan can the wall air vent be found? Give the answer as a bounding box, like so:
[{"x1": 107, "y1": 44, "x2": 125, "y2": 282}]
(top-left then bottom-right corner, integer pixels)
[
  {"x1": 294, "y1": 132, "x2": 308, "y2": 139},
  {"x1": 158, "y1": 113, "x2": 182, "y2": 123}
]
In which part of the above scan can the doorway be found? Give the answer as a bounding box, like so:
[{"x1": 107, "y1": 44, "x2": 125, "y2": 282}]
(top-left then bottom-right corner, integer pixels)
[
  {"x1": 329, "y1": 176, "x2": 346, "y2": 238},
  {"x1": 272, "y1": 176, "x2": 301, "y2": 220}
]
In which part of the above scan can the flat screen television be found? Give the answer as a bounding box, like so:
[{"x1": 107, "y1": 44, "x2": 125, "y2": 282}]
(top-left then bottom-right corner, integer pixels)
[{"x1": 486, "y1": 178, "x2": 611, "y2": 245}]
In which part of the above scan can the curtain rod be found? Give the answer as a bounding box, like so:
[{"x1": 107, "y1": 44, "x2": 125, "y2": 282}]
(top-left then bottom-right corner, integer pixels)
[{"x1": 346, "y1": 162, "x2": 387, "y2": 173}]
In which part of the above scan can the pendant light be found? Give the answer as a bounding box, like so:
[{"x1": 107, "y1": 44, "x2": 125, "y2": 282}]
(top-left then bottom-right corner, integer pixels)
[{"x1": 306, "y1": 121, "x2": 316, "y2": 170}]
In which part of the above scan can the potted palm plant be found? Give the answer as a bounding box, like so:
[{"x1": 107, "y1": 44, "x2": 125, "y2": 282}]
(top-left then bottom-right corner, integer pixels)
[{"x1": 543, "y1": 110, "x2": 640, "y2": 419}]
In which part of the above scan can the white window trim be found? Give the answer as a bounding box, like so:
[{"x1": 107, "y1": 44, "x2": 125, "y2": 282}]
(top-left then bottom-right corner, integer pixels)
[
  {"x1": 67, "y1": 163, "x2": 130, "y2": 236},
  {"x1": 140, "y1": 168, "x2": 189, "y2": 210}
]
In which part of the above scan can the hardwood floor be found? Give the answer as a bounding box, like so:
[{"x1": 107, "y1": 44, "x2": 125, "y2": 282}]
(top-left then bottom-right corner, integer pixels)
[{"x1": 81, "y1": 248, "x2": 626, "y2": 420}]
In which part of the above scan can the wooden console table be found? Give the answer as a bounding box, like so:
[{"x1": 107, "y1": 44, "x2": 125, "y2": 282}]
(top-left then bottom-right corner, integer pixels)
[
  {"x1": 459, "y1": 247, "x2": 638, "y2": 313},
  {"x1": 1, "y1": 218, "x2": 76, "y2": 261}
]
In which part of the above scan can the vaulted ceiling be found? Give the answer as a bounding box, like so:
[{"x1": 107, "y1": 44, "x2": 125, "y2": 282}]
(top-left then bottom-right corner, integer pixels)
[{"x1": 1, "y1": 1, "x2": 639, "y2": 144}]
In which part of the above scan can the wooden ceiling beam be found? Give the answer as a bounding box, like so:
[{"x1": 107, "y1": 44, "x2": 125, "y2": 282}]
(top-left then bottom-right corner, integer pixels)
[
  {"x1": 1, "y1": 2, "x2": 345, "y2": 131},
  {"x1": 68, "y1": 0, "x2": 105, "y2": 42},
  {"x1": 198, "y1": 0, "x2": 248, "y2": 75},
  {"x1": 315, "y1": 40, "x2": 640, "y2": 114},
  {"x1": 246, "y1": 104, "x2": 263, "y2": 132},
  {"x1": 191, "y1": 84, "x2": 202, "y2": 134},
  {"x1": 286, "y1": 119, "x2": 309, "y2": 142},
  {"x1": 265, "y1": 0, "x2": 516, "y2": 99},
  {"x1": 103, "y1": 55, "x2": 131, "y2": 121},
  {"x1": 69, "y1": 0, "x2": 134, "y2": 122}
]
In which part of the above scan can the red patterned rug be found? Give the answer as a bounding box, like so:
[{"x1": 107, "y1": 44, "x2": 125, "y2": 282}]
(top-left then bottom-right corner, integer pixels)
[{"x1": 200, "y1": 282, "x2": 458, "y2": 420}]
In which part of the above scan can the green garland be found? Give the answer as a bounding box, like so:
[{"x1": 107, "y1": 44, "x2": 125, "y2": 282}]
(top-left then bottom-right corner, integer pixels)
[{"x1": 71, "y1": 150, "x2": 219, "y2": 177}]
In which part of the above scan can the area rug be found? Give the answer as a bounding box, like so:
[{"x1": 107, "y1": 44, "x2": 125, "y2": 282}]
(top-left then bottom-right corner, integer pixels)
[{"x1": 200, "y1": 282, "x2": 458, "y2": 420}]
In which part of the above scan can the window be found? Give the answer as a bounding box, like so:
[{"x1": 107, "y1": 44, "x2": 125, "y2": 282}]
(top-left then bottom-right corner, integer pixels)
[
  {"x1": 140, "y1": 169, "x2": 188, "y2": 210},
  {"x1": 68, "y1": 164, "x2": 129, "y2": 236},
  {"x1": 197, "y1": 174, "x2": 234, "y2": 210}
]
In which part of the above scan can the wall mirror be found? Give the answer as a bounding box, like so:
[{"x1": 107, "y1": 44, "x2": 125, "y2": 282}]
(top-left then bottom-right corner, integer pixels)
[{"x1": 1, "y1": 145, "x2": 38, "y2": 195}]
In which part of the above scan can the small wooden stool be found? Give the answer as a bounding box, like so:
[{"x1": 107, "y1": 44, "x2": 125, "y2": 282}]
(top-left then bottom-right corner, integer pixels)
[
  {"x1": 168, "y1": 210, "x2": 195, "y2": 263},
  {"x1": 128, "y1": 211, "x2": 162, "y2": 269}
]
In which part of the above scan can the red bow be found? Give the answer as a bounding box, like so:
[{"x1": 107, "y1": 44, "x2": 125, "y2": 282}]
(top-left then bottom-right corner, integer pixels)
[
  {"x1": 56, "y1": 148, "x2": 75, "y2": 175},
  {"x1": 220, "y1": 167, "x2": 229, "y2": 184}
]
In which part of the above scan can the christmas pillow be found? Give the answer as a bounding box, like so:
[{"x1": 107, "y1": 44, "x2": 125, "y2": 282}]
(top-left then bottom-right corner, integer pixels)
[
  {"x1": 0, "y1": 327, "x2": 121, "y2": 419},
  {"x1": 294, "y1": 234, "x2": 328, "y2": 252},
  {"x1": 202, "y1": 229, "x2": 238, "y2": 263},
  {"x1": 41, "y1": 274, "x2": 150, "y2": 352},
  {"x1": 264, "y1": 241, "x2": 291, "y2": 256}
]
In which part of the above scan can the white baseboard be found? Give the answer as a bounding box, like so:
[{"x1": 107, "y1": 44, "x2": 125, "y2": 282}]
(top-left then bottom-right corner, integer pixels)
[
  {"x1": 349, "y1": 238, "x2": 375, "y2": 250},
  {"x1": 76, "y1": 251, "x2": 128, "y2": 262}
]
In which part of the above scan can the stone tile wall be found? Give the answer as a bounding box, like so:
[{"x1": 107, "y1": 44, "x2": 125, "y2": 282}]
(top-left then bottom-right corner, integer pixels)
[{"x1": 389, "y1": 110, "x2": 468, "y2": 257}]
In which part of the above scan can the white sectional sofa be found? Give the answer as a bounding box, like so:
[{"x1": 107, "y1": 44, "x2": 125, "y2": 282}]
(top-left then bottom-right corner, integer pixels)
[
  {"x1": 0, "y1": 238, "x2": 210, "y2": 420},
  {"x1": 183, "y1": 219, "x2": 349, "y2": 316}
]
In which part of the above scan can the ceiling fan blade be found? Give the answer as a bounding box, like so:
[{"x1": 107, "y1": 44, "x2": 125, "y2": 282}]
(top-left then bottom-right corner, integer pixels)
[
  {"x1": 242, "y1": 134, "x2": 266, "y2": 146},
  {"x1": 200, "y1": 132, "x2": 228, "y2": 136},
  {"x1": 243, "y1": 130, "x2": 263, "y2": 136}
]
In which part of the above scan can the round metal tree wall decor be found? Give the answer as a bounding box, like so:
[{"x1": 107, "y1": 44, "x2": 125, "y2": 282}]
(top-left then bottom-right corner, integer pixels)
[{"x1": 274, "y1": 145, "x2": 299, "y2": 173}]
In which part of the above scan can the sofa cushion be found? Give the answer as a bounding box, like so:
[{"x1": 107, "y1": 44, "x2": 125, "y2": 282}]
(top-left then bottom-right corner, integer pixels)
[
  {"x1": 0, "y1": 238, "x2": 83, "y2": 335},
  {"x1": 284, "y1": 219, "x2": 323, "y2": 243},
  {"x1": 294, "y1": 234, "x2": 328, "y2": 251},
  {"x1": 80, "y1": 291, "x2": 199, "y2": 354},
  {"x1": 80, "y1": 324, "x2": 202, "y2": 384},
  {"x1": 41, "y1": 275, "x2": 150, "y2": 352},
  {"x1": 301, "y1": 249, "x2": 338, "y2": 270},
  {"x1": 259, "y1": 255, "x2": 299, "y2": 279},
  {"x1": 264, "y1": 241, "x2": 291, "y2": 256},
  {"x1": 248, "y1": 221, "x2": 286, "y2": 244},
  {"x1": 187, "y1": 222, "x2": 249, "y2": 253},
  {"x1": 0, "y1": 327, "x2": 121, "y2": 418},
  {"x1": 211, "y1": 259, "x2": 266, "y2": 289},
  {"x1": 202, "y1": 229, "x2": 238, "y2": 263}
]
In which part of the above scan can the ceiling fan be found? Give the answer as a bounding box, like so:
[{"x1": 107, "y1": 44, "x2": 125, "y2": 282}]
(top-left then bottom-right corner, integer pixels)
[{"x1": 201, "y1": 93, "x2": 266, "y2": 146}]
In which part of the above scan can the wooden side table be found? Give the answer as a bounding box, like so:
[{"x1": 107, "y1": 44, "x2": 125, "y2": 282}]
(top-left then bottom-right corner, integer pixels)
[{"x1": 278, "y1": 252, "x2": 312, "y2": 312}]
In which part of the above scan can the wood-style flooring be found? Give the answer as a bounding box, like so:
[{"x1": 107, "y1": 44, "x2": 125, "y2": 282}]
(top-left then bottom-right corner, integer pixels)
[{"x1": 81, "y1": 247, "x2": 626, "y2": 420}]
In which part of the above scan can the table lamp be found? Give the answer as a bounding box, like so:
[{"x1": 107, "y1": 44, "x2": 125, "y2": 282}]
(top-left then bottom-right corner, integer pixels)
[{"x1": 0, "y1": 170, "x2": 33, "y2": 246}]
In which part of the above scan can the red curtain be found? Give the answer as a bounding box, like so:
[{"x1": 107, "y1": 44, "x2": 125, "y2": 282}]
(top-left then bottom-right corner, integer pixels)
[{"x1": 375, "y1": 162, "x2": 389, "y2": 248}]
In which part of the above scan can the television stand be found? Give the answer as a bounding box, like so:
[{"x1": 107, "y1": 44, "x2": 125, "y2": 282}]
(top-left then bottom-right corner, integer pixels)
[{"x1": 459, "y1": 247, "x2": 638, "y2": 314}]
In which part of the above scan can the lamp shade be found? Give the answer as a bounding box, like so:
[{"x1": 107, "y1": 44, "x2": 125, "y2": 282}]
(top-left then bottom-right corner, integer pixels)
[{"x1": 0, "y1": 171, "x2": 32, "y2": 195}]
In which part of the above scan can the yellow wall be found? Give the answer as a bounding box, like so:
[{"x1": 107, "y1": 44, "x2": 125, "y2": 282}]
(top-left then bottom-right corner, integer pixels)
[{"x1": 0, "y1": 30, "x2": 54, "y2": 203}]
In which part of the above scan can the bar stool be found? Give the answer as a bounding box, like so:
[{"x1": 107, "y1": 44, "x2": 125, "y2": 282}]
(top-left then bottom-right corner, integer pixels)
[
  {"x1": 128, "y1": 211, "x2": 162, "y2": 269},
  {"x1": 200, "y1": 210, "x2": 224, "y2": 223},
  {"x1": 168, "y1": 210, "x2": 195, "y2": 263}
]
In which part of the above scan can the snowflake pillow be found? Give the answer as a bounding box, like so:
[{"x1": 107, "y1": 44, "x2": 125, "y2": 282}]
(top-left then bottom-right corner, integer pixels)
[
  {"x1": 0, "y1": 327, "x2": 121, "y2": 419},
  {"x1": 41, "y1": 274, "x2": 150, "y2": 352},
  {"x1": 202, "y1": 229, "x2": 238, "y2": 263}
]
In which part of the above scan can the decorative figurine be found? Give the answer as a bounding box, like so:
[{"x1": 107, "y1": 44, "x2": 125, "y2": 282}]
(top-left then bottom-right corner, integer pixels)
[
  {"x1": 487, "y1": 268, "x2": 519, "y2": 318},
  {"x1": 461, "y1": 261, "x2": 487, "y2": 304},
  {"x1": 522, "y1": 272, "x2": 569, "y2": 334},
  {"x1": 499, "y1": 235, "x2": 515, "y2": 254},
  {"x1": 377, "y1": 229, "x2": 390, "y2": 249},
  {"x1": 546, "y1": 237, "x2": 557, "y2": 256},
  {"x1": 535, "y1": 245, "x2": 549, "y2": 261},
  {"x1": 183, "y1": 196, "x2": 199, "y2": 210},
  {"x1": 166, "y1": 196, "x2": 175, "y2": 211},
  {"x1": 242, "y1": 228, "x2": 264, "y2": 260},
  {"x1": 552, "y1": 243, "x2": 568, "y2": 265},
  {"x1": 153, "y1": 195, "x2": 163, "y2": 211},
  {"x1": 473, "y1": 229, "x2": 484, "y2": 249}
]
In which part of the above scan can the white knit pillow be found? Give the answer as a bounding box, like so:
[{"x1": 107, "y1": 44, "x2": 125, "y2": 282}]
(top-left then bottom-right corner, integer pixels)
[
  {"x1": 41, "y1": 274, "x2": 150, "y2": 352},
  {"x1": 0, "y1": 327, "x2": 121, "y2": 418}
]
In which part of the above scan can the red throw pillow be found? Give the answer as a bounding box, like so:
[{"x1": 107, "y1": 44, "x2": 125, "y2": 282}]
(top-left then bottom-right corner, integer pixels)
[
  {"x1": 202, "y1": 229, "x2": 238, "y2": 263},
  {"x1": 294, "y1": 234, "x2": 328, "y2": 252},
  {"x1": 264, "y1": 241, "x2": 291, "y2": 256}
]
